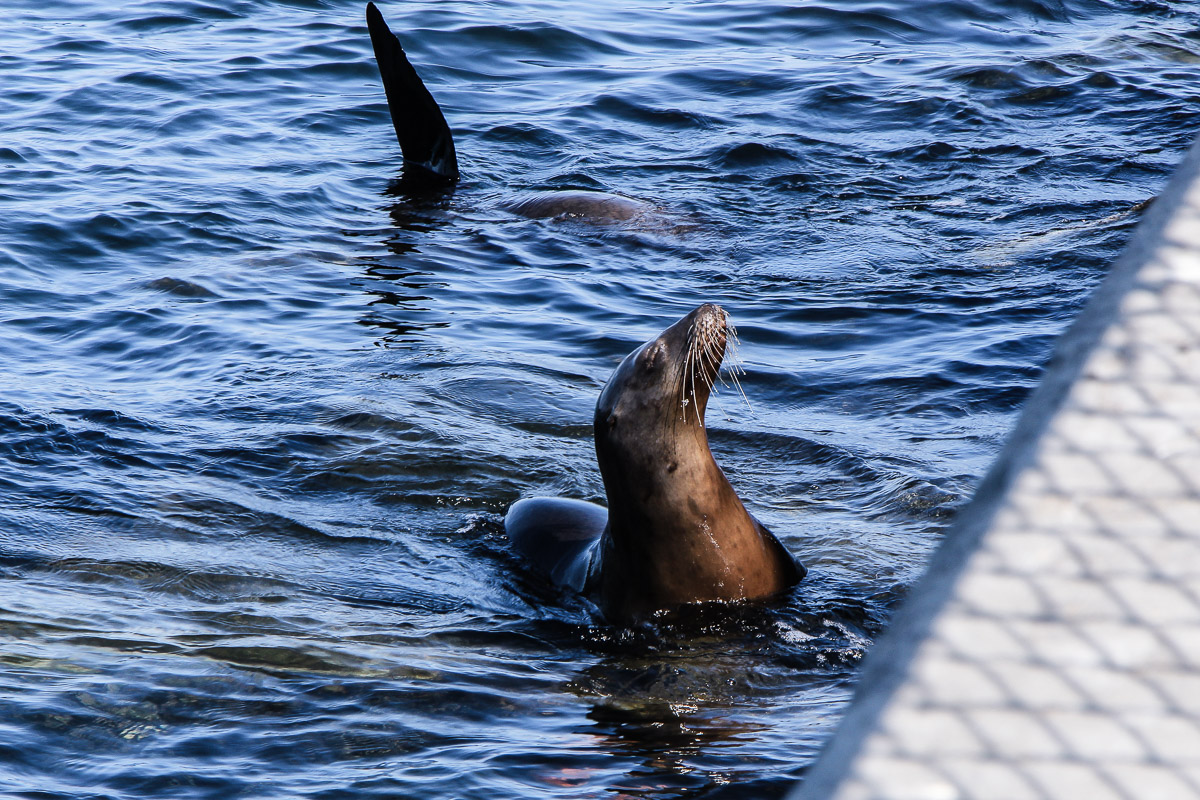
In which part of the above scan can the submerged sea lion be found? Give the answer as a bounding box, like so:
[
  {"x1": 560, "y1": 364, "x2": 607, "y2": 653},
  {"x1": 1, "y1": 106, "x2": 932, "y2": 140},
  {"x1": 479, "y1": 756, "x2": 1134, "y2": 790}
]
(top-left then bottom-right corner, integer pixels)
[
  {"x1": 366, "y1": 2, "x2": 657, "y2": 222},
  {"x1": 506, "y1": 304, "x2": 805, "y2": 621}
]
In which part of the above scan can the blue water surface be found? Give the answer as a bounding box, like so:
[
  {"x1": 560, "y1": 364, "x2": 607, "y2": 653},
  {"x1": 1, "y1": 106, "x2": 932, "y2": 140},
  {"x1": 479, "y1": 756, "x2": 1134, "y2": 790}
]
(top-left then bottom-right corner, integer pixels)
[{"x1": 2, "y1": 0, "x2": 1198, "y2": 797}]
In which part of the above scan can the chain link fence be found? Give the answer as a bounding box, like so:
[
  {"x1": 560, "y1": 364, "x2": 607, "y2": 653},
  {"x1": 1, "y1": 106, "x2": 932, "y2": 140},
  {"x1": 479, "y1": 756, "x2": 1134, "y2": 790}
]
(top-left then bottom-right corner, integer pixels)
[{"x1": 793, "y1": 139, "x2": 1200, "y2": 799}]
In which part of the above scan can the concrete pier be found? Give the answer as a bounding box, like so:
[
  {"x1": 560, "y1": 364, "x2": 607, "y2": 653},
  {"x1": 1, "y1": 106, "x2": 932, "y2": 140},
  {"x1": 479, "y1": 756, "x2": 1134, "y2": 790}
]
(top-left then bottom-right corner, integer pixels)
[{"x1": 791, "y1": 135, "x2": 1200, "y2": 799}]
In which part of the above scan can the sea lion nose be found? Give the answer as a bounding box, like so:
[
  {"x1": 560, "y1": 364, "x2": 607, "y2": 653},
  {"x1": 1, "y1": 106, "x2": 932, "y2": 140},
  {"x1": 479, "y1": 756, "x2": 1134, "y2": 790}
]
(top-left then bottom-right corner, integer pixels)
[{"x1": 692, "y1": 303, "x2": 728, "y2": 330}]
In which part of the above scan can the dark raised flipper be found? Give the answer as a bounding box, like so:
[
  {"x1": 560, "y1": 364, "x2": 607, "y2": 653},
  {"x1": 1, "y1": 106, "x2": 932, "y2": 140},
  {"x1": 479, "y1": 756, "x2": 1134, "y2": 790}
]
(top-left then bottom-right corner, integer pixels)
[{"x1": 366, "y1": 2, "x2": 459, "y2": 182}]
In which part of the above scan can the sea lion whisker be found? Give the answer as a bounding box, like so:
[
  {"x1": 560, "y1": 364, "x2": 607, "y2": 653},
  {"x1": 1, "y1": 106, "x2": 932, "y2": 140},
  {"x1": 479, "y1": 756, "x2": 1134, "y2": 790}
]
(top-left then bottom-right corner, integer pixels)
[
  {"x1": 688, "y1": 330, "x2": 710, "y2": 425},
  {"x1": 678, "y1": 334, "x2": 700, "y2": 424},
  {"x1": 716, "y1": 322, "x2": 752, "y2": 411},
  {"x1": 725, "y1": 364, "x2": 752, "y2": 412},
  {"x1": 700, "y1": 339, "x2": 736, "y2": 422},
  {"x1": 677, "y1": 345, "x2": 694, "y2": 422},
  {"x1": 719, "y1": 362, "x2": 751, "y2": 412},
  {"x1": 701, "y1": 335, "x2": 724, "y2": 383},
  {"x1": 699, "y1": 337, "x2": 718, "y2": 397},
  {"x1": 679, "y1": 327, "x2": 695, "y2": 389},
  {"x1": 699, "y1": 346, "x2": 721, "y2": 391},
  {"x1": 690, "y1": 348, "x2": 702, "y2": 425}
]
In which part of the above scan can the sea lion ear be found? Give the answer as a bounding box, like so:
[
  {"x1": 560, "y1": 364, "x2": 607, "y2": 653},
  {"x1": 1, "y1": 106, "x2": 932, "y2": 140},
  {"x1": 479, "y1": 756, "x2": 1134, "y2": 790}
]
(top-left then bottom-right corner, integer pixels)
[{"x1": 641, "y1": 342, "x2": 665, "y2": 371}]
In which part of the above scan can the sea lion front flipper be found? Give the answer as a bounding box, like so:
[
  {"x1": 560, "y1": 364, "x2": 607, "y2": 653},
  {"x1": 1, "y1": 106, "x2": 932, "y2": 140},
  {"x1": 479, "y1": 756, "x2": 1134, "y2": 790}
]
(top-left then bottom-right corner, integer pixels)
[
  {"x1": 366, "y1": 2, "x2": 459, "y2": 181},
  {"x1": 505, "y1": 497, "x2": 608, "y2": 594}
]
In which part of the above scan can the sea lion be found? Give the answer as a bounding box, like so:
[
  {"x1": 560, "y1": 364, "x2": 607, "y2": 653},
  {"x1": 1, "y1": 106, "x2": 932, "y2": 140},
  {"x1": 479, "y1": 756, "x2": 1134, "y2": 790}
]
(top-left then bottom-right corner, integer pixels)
[
  {"x1": 366, "y1": 2, "x2": 659, "y2": 222},
  {"x1": 505, "y1": 191, "x2": 657, "y2": 224},
  {"x1": 506, "y1": 304, "x2": 806, "y2": 621}
]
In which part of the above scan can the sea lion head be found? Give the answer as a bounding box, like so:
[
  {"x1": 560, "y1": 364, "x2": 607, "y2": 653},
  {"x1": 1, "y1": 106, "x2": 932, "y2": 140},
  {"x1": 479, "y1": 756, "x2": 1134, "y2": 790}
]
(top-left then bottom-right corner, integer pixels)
[{"x1": 594, "y1": 303, "x2": 730, "y2": 485}]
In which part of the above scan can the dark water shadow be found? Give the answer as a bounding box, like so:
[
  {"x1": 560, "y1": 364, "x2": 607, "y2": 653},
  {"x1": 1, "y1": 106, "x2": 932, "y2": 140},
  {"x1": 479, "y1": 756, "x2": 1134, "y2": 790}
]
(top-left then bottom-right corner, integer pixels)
[
  {"x1": 545, "y1": 594, "x2": 883, "y2": 798},
  {"x1": 351, "y1": 172, "x2": 459, "y2": 345}
]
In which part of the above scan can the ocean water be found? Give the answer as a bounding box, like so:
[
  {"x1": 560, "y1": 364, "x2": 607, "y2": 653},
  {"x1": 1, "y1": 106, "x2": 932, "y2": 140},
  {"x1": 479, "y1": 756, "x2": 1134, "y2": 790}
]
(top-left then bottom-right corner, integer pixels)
[{"x1": 2, "y1": 0, "x2": 1198, "y2": 797}]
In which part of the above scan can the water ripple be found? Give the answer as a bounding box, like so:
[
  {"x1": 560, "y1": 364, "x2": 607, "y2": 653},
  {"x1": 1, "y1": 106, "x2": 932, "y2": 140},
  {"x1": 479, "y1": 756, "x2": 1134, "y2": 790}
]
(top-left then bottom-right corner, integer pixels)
[{"x1": 1, "y1": 0, "x2": 1198, "y2": 796}]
